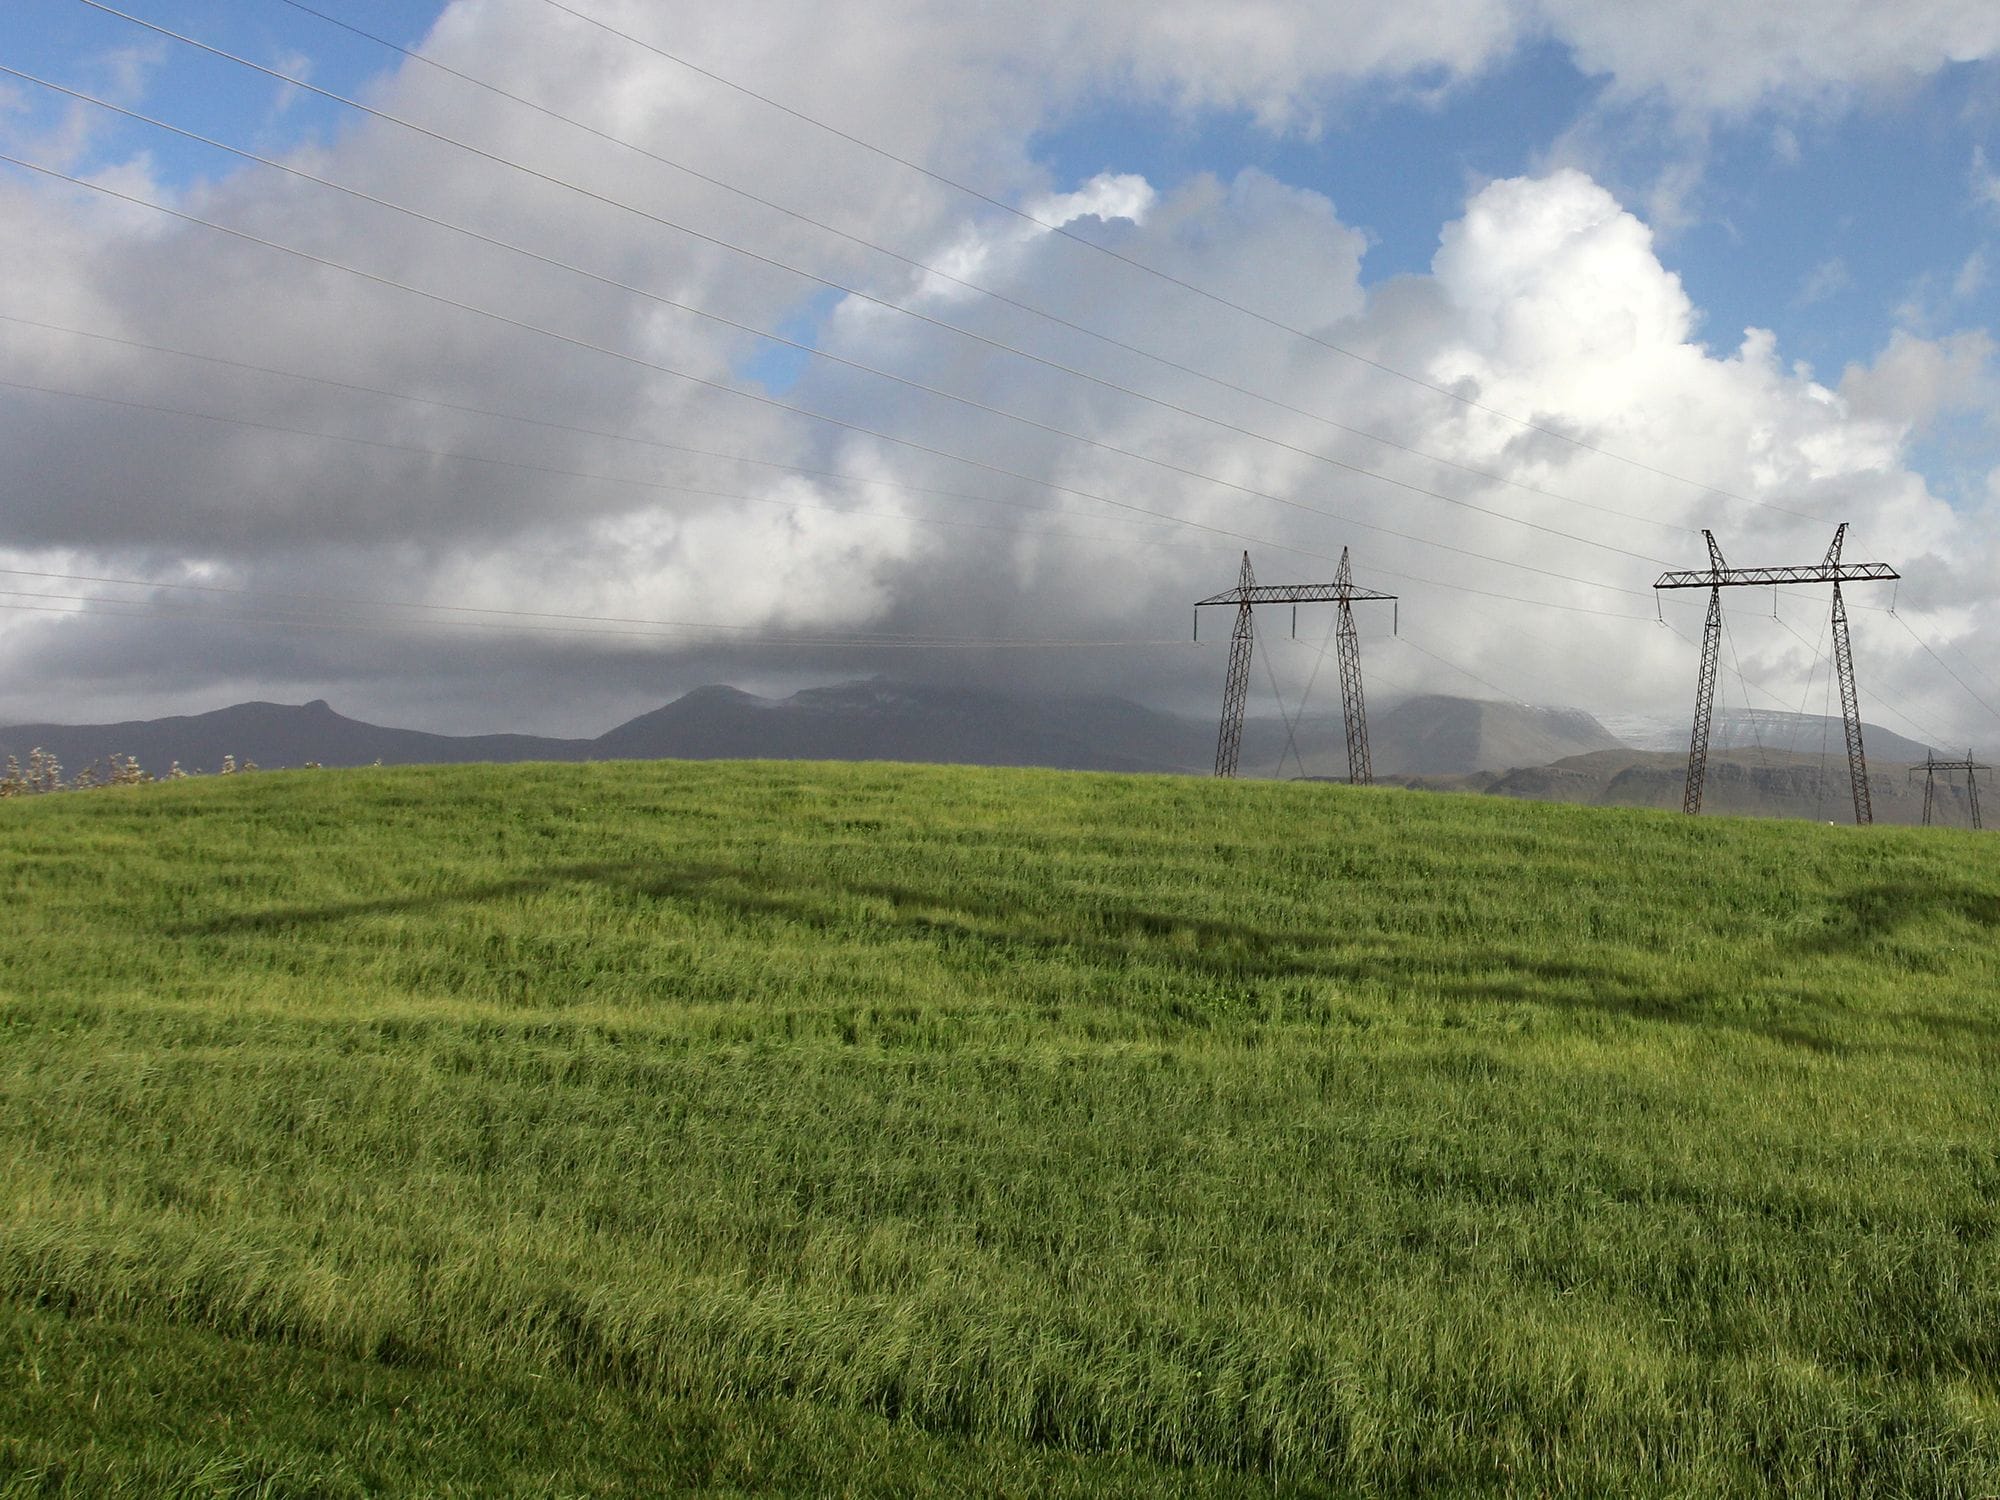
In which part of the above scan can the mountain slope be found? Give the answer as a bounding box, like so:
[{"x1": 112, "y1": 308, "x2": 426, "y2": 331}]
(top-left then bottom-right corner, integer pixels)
[
  {"x1": 590, "y1": 681, "x2": 1213, "y2": 771},
  {"x1": 4, "y1": 685, "x2": 1956, "y2": 806},
  {"x1": 1368, "y1": 694, "x2": 1623, "y2": 775},
  {"x1": 1392, "y1": 746, "x2": 1979, "y2": 827},
  {"x1": 0, "y1": 698, "x2": 585, "y2": 773},
  {"x1": 1601, "y1": 708, "x2": 1936, "y2": 763}
]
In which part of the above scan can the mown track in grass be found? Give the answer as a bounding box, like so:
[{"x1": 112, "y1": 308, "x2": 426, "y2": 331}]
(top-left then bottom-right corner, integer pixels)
[{"x1": 3, "y1": 761, "x2": 1998, "y2": 1494}]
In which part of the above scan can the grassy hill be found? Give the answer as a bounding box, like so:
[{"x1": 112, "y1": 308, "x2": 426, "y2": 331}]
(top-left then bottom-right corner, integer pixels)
[{"x1": 2, "y1": 762, "x2": 1997, "y2": 1495}]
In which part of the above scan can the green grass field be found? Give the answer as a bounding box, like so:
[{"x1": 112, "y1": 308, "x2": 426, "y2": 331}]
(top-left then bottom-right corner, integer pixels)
[{"x1": 3, "y1": 760, "x2": 1998, "y2": 1496}]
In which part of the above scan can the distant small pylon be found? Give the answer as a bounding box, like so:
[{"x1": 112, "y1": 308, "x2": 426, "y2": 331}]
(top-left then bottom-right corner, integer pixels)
[{"x1": 1911, "y1": 749, "x2": 1989, "y2": 830}]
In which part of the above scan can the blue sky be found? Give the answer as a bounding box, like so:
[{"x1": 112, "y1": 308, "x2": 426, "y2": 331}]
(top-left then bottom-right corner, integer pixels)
[
  {"x1": 1036, "y1": 50, "x2": 1997, "y2": 388},
  {"x1": 1, "y1": 0, "x2": 1997, "y2": 743},
  {"x1": 5, "y1": 2, "x2": 427, "y2": 169},
  {"x1": 15, "y1": 1, "x2": 1992, "y2": 385}
]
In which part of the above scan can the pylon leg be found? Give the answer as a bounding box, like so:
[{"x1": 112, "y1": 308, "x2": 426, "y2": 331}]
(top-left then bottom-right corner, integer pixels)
[
  {"x1": 1684, "y1": 586, "x2": 1722, "y2": 815},
  {"x1": 1922, "y1": 764, "x2": 1936, "y2": 827},
  {"x1": 1214, "y1": 554, "x2": 1256, "y2": 778},
  {"x1": 1969, "y1": 764, "x2": 1983, "y2": 831},
  {"x1": 1829, "y1": 582, "x2": 1872, "y2": 825},
  {"x1": 1336, "y1": 599, "x2": 1370, "y2": 785},
  {"x1": 1332, "y1": 548, "x2": 1371, "y2": 785}
]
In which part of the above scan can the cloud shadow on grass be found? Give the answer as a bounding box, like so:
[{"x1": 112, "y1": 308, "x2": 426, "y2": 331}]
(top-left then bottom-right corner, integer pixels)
[
  {"x1": 158, "y1": 857, "x2": 1995, "y2": 1058},
  {"x1": 1798, "y1": 881, "x2": 2000, "y2": 957}
]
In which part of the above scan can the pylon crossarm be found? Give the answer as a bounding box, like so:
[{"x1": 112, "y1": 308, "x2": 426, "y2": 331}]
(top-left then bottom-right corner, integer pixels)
[
  {"x1": 1654, "y1": 562, "x2": 1899, "y2": 589},
  {"x1": 1195, "y1": 582, "x2": 1398, "y2": 607}
]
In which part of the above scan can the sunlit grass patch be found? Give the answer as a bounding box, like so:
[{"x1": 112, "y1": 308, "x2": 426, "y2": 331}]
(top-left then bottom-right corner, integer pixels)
[{"x1": 3, "y1": 761, "x2": 1997, "y2": 1493}]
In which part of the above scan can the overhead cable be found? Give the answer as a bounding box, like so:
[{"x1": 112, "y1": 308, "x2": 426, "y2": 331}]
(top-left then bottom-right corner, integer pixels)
[
  {"x1": 0, "y1": 312, "x2": 1097, "y2": 524},
  {"x1": 0, "y1": 150, "x2": 1656, "y2": 601},
  {"x1": 1889, "y1": 610, "x2": 2000, "y2": 726},
  {"x1": 269, "y1": 0, "x2": 1707, "y2": 538},
  {"x1": 0, "y1": 375, "x2": 1198, "y2": 556},
  {"x1": 531, "y1": 0, "x2": 1799, "y2": 516},
  {"x1": 3, "y1": 62, "x2": 1676, "y2": 567},
  {"x1": 0, "y1": 590, "x2": 1194, "y2": 650}
]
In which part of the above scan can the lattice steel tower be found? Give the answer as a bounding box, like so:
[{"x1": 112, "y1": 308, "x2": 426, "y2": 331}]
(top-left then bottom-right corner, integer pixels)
[
  {"x1": 1912, "y1": 749, "x2": 1988, "y2": 830},
  {"x1": 1654, "y1": 524, "x2": 1899, "y2": 823},
  {"x1": 1195, "y1": 550, "x2": 1395, "y2": 781}
]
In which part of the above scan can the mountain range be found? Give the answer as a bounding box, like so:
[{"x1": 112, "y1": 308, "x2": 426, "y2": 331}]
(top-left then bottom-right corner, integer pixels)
[
  {"x1": 1, "y1": 681, "x2": 1977, "y2": 827},
  {"x1": 0, "y1": 682, "x2": 1626, "y2": 780},
  {"x1": 1383, "y1": 746, "x2": 1973, "y2": 827}
]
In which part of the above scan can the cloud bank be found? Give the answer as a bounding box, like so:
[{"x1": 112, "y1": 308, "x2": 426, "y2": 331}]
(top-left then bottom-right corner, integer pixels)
[{"x1": 0, "y1": 0, "x2": 1994, "y2": 752}]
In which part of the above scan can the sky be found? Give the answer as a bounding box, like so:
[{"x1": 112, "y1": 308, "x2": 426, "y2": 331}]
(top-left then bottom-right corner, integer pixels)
[{"x1": 1, "y1": 0, "x2": 1997, "y2": 758}]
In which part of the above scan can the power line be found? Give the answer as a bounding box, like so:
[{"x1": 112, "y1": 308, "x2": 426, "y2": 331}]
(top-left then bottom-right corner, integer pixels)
[
  {"x1": 0, "y1": 374, "x2": 1200, "y2": 556},
  {"x1": 267, "y1": 0, "x2": 1702, "y2": 542},
  {"x1": 0, "y1": 565, "x2": 1169, "y2": 642},
  {"x1": 1767, "y1": 602, "x2": 1954, "y2": 755},
  {"x1": 0, "y1": 152, "x2": 1306, "y2": 566},
  {"x1": 5, "y1": 561, "x2": 1970, "y2": 753},
  {"x1": 0, "y1": 589, "x2": 1193, "y2": 651},
  {"x1": 1384, "y1": 629, "x2": 1530, "y2": 707},
  {"x1": 0, "y1": 345, "x2": 1664, "y2": 622},
  {"x1": 1251, "y1": 615, "x2": 1307, "y2": 779},
  {"x1": 0, "y1": 319, "x2": 1674, "y2": 618},
  {"x1": 0, "y1": 150, "x2": 1658, "y2": 603},
  {"x1": 1771, "y1": 596, "x2": 1831, "y2": 756},
  {"x1": 1717, "y1": 607, "x2": 1770, "y2": 769},
  {"x1": 0, "y1": 312, "x2": 1115, "y2": 526},
  {"x1": 35, "y1": 19, "x2": 1898, "y2": 619},
  {"x1": 1935, "y1": 629, "x2": 2000, "y2": 702},
  {"x1": 1888, "y1": 610, "x2": 2000, "y2": 727},
  {"x1": 1667, "y1": 591, "x2": 1965, "y2": 754},
  {"x1": 533, "y1": 0, "x2": 1804, "y2": 517},
  {"x1": 1275, "y1": 599, "x2": 1343, "y2": 777},
  {"x1": 19, "y1": 17, "x2": 1992, "y2": 737},
  {"x1": 0, "y1": 571, "x2": 1529, "y2": 726},
  {"x1": 3, "y1": 63, "x2": 1676, "y2": 572},
  {"x1": 1767, "y1": 592, "x2": 1973, "y2": 751}
]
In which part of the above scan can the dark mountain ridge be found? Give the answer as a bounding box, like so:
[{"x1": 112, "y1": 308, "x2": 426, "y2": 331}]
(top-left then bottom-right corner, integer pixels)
[
  {"x1": 0, "y1": 698, "x2": 585, "y2": 776},
  {"x1": 0, "y1": 682, "x2": 1214, "y2": 777},
  {"x1": 4, "y1": 686, "x2": 1957, "y2": 829},
  {"x1": 1383, "y1": 746, "x2": 1977, "y2": 828}
]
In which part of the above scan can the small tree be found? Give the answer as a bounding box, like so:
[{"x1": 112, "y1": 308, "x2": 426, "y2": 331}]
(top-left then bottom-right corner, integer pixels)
[
  {"x1": 0, "y1": 749, "x2": 67, "y2": 796},
  {"x1": 25, "y1": 749, "x2": 62, "y2": 795}
]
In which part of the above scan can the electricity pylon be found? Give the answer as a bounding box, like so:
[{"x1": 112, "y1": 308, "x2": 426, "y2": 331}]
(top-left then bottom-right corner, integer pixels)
[
  {"x1": 1195, "y1": 550, "x2": 1395, "y2": 781},
  {"x1": 1654, "y1": 524, "x2": 1899, "y2": 823},
  {"x1": 1911, "y1": 749, "x2": 1988, "y2": 830}
]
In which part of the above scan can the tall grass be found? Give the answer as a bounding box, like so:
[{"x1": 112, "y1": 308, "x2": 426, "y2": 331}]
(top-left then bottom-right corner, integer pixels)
[{"x1": 3, "y1": 761, "x2": 1997, "y2": 1494}]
